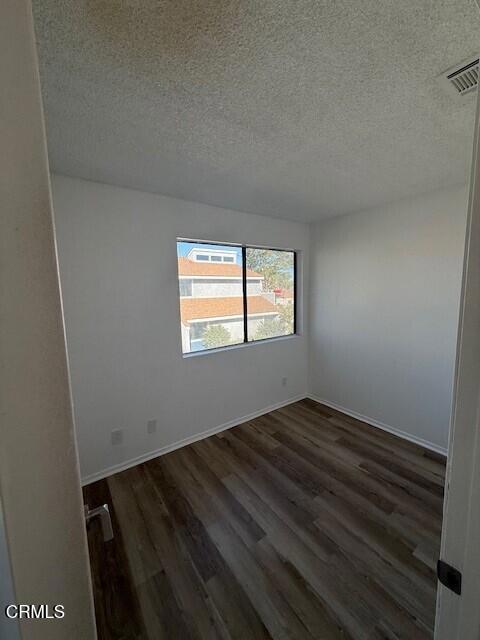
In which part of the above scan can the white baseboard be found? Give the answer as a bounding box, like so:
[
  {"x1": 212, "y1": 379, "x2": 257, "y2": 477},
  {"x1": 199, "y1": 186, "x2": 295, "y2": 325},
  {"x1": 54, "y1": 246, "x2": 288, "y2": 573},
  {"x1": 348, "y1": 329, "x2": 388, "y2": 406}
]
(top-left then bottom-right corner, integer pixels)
[
  {"x1": 82, "y1": 392, "x2": 447, "y2": 485},
  {"x1": 81, "y1": 394, "x2": 307, "y2": 486},
  {"x1": 307, "y1": 394, "x2": 448, "y2": 457}
]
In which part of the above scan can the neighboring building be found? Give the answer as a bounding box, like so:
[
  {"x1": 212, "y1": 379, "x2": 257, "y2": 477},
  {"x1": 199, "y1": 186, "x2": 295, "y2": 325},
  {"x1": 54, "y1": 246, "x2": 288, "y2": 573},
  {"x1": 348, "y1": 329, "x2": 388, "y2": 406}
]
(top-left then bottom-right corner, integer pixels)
[
  {"x1": 178, "y1": 248, "x2": 279, "y2": 351},
  {"x1": 274, "y1": 288, "x2": 294, "y2": 305}
]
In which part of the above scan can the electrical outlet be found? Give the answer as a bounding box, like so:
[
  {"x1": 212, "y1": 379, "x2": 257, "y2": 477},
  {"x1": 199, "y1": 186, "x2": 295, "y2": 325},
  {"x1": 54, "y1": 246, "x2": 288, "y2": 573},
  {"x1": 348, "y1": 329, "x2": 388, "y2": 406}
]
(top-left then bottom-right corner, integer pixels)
[
  {"x1": 111, "y1": 429, "x2": 123, "y2": 445},
  {"x1": 147, "y1": 419, "x2": 157, "y2": 434},
  {"x1": 282, "y1": 377, "x2": 288, "y2": 387}
]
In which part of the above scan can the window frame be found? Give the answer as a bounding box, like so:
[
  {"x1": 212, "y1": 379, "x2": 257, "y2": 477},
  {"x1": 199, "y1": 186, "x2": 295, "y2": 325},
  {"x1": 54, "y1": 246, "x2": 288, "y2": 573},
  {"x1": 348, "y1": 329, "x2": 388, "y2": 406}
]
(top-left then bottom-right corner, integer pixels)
[
  {"x1": 243, "y1": 245, "x2": 297, "y2": 345},
  {"x1": 177, "y1": 238, "x2": 298, "y2": 355}
]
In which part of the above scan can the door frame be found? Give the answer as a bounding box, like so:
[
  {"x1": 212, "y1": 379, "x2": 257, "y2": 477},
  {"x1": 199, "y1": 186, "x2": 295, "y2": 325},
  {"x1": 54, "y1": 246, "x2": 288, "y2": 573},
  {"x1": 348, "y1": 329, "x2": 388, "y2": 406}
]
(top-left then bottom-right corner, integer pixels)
[
  {"x1": 0, "y1": 1, "x2": 96, "y2": 638},
  {"x1": 435, "y1": 81, "x2": 480, "y2": 638}
]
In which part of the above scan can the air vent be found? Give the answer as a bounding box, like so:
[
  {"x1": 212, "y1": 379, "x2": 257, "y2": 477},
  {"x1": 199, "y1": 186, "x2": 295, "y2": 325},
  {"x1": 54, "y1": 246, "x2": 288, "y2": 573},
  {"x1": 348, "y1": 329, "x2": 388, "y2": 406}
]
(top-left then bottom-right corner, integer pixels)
[{"x1": 440, "y1": 57, "x2": 479, "y2": 97}]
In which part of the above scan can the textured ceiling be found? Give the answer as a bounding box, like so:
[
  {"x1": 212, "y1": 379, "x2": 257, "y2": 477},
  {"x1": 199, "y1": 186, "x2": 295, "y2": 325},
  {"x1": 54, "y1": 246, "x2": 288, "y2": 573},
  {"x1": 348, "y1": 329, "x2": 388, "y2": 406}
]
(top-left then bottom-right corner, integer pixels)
[{"x1": 33, "y1": 0, "x2": 480, "y2": 222}]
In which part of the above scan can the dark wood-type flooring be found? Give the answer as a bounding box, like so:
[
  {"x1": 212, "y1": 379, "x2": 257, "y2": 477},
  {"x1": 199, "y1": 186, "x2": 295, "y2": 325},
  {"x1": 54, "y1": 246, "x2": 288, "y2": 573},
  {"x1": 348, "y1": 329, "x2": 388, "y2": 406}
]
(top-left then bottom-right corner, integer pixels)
[{"x1": 84, "y1": 398, "x2": 446, "y2": 640}]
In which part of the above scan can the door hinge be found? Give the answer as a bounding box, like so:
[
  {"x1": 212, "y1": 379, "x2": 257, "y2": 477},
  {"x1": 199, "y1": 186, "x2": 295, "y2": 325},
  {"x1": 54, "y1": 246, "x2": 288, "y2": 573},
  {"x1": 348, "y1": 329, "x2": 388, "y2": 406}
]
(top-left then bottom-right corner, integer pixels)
[{"x1": 437, "y1": 559, "x2": 462, "y2": 595}]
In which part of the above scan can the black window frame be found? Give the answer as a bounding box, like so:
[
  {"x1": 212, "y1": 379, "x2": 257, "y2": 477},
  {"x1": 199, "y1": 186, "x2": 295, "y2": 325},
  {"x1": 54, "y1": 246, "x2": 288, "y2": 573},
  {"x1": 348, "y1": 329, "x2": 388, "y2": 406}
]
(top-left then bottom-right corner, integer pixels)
[{"x1": 177, "y1": 238, "x2": 298, "y2": 354}]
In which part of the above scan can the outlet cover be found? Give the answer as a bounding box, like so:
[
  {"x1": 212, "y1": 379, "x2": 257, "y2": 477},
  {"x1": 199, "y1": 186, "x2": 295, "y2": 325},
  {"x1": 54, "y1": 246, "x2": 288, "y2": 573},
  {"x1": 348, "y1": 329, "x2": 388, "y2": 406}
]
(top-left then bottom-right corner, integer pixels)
[
  {"x1": 111, "y1": 429, "x2": 123, "y2": 445},
  {"x1": 147, "y1": 419, "x2": 157, "y2": 434}
]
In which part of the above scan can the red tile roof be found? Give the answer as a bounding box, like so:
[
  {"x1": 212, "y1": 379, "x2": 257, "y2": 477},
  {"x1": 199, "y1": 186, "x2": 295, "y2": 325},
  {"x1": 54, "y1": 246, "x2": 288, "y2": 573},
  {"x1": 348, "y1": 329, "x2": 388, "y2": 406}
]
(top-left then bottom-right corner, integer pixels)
[
  {"x1": 275, "y1": 288, "x2": 294, "y2": 299},
  {"x1": 180, "y1": 296, "x2": 278, "y2": 323},
  {"x1": 178, "y1": 257, "x2": 261, "y2": 278}
]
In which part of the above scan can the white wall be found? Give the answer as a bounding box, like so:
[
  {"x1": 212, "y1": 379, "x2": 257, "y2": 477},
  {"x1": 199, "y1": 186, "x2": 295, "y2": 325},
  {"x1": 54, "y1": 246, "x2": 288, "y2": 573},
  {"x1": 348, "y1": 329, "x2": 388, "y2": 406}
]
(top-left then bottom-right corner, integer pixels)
[
  {"x1": 0, "y1": 2, "x2": 96, "y2": 638},
  {"x1": 52, "y1": 175, "x2": 309, "y2": 482},
  {"x1": 52, "y1": 174, "x2": 467, "y2": 479},
  {"x1": 310, "y1": 186, "x2": 468, "y2": 452}
]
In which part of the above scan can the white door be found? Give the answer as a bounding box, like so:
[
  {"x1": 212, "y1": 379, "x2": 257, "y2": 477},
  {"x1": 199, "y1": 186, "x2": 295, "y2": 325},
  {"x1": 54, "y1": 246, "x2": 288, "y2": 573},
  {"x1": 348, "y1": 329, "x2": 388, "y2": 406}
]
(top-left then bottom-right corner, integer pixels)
[
  {"x1": 435, "y1": 82, "x2": 480, "y2": 639},
  {"x1": 0, "y1": 1, "x2": 96, "y2": 638}
]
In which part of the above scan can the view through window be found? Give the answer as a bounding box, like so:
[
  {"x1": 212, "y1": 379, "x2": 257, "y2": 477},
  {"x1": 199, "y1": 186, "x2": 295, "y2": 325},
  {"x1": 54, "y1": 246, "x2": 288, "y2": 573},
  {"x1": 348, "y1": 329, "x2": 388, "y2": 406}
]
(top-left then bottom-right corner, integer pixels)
[
  {"x1": 246, "y1": 248, "x2": 295, "y2": 342},
  {"x1": 177, "y1": 240, "x2": 296, "y2": 354}
]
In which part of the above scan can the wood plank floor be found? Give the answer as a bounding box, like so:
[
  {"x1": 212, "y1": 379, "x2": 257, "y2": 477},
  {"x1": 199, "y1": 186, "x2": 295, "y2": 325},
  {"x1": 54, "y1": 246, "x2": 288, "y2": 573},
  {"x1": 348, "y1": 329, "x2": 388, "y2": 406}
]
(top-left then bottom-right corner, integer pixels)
[{"x1": 83, "y1": 398, "x2": 446, "y2": 640}]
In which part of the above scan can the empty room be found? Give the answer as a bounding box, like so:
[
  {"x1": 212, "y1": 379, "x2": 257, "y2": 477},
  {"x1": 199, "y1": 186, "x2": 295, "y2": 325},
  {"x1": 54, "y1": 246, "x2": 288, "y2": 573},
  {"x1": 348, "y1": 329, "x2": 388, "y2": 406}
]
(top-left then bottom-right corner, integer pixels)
[{"x1": 3, "y1": 1, "x2": 480, "y2": 639}]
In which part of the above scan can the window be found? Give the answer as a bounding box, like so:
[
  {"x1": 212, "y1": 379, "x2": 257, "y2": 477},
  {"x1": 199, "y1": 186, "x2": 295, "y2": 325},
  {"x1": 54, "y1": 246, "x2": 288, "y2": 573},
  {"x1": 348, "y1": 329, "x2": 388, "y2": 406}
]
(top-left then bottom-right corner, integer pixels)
[
  {"x1": 177, "y1": 240, "x2": 296, "y2": 354},
  {"x1": 179, "y1": 279, "x2": 192, "y2": 297},
  {"x1": 246, "y1": 247, "x2": 295, "y2": 342}
]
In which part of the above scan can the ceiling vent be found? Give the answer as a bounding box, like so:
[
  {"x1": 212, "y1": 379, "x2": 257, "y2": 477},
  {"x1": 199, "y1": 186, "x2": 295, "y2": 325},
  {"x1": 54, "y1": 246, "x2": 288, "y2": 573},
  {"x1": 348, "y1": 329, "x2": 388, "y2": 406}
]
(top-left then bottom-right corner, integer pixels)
[{"x1": 439, "y1": 57, "x2": 479, "y2": 97}]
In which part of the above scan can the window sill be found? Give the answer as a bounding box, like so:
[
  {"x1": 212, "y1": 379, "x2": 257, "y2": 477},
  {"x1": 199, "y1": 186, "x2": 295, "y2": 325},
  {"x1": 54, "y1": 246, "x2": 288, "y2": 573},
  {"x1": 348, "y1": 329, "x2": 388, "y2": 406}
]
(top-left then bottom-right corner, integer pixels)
[{"x1": 182, "y1": 333, "x2": 300, "y2": 359}]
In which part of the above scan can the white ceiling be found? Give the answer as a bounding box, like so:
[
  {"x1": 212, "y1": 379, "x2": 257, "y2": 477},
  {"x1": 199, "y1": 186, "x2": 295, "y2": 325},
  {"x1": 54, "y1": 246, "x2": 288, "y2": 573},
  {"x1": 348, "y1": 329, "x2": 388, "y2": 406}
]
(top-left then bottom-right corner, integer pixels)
[{"x1": 33, "y1": 0, "x2": 480, "y2": 222}]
